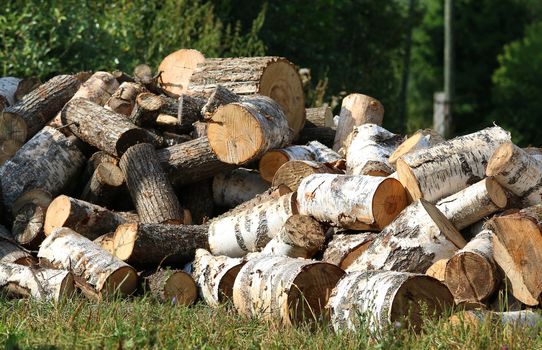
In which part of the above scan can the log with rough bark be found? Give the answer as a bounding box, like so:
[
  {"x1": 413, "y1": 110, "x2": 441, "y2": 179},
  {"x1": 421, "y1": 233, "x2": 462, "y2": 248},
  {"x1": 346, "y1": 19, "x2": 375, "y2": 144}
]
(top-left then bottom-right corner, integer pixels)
[
  {"x1": 177, "y1": 94, "x2": 206, "y2": 132},
  {"x1": 525, "y1": 147, "x2": 542, "y2": 163},
  {"x1": 120, "y1": 143, "x2": 184, "y2": 224},
  {"x1": 105, "y1": 82, "x2": 146, "y2": 116},
  {"x1": 192, "y1": 249, "x2": 246, "y2": 307},
  {"x1": 389, "y1": 129, "x2": 444, "y2": 165},
  {"x1": 158, "y1": 49, "x2": 206, "y2": 96},
  {"x1": 436, "y1": 177, "x2": 508, "y2": 230},
  {"x1": 272, "y1": 160, "x2": 343, "y2": 193},
  {"x1": 0, "y1": 263, "x2": 74, "y2": 302},
  {"x1": 425, "y1": 259, "x2": 448, "y2": 283},
  {"x1": 333, "y1": 94, "x2": 384, "y2": 151},
  {"x1": 83, "y1": 151, "x2": 119, "y2": 181},
  {"x1": 305, "y1": 106, "x2": 333, "y2": 128},
  {"x1": 233, "y1": 255, "x2": 344, "y2": 325},
  {"x1": 0, "y1": 77, "x2": 39, "y2": 110},
  {"x1": 486, "y1": 142, "x2": 542, "y2": 206},
  {"x1": 143, "y1": 268, "x2": 197, "y2": 305},
  {"x1": 38, "y1": 227, "x2": 138, "y2": 296},
  {"x1": 328, "y1": 270, "x2": 453, "y2": 332},
  {"x1": 178, "y1": 179, "x2": 214, "y2": 224},
  {"x1": 11, "y1": 189, "x2": 52, "y2": 249},
  {"x1": 0, "y1": 127, "x2": 85, "y2": 214},
  {"x1": 201, "y1": 85, "x2": 240, "y2": 118},
  {"x1": 94, "y1": 232, "x2": 115, "y2": 254},
  {"x1": 445, "y1": 228, "x2": 500, "y2": 304},
  {"x1": 0, "y1": 75, "x2": 80, "y2": 143},
  {"x1": 450, "y1": 310, "x2": 542, "y2": 329},
  {"x1": 397, "y1": 126, "x2": 511, "y2": 203},
  {"x1": 212, "y1": 168, "x2": 269, "y2": 208},
  {"x1": 296, "y1": 174, "x2": 407, "y2": 230},
  {"x1": 347, "y1": 200, "x2": 466, "y2": 273},
  {"x1": 128, "y1": 92, "x2": 163, "y2": 126},
  {"x1": 191, "y1": 121, "x2": 207, "y2": 138},
  {"x1": 260, "y1": 215, "x2": 325, "y2": 258},
  {"x1": 208, "y1": 192, "x2": 297, "y2": 257},
  {"x1": 322, "y1": 233, "x2": 377, "y2": 270},
  {"x1": 208, "y1": 96, "x2": 294, "y2": 165},
  {"x1": 112, "y1": 222, "x2": 209, "y2": 267},
  {"x1": 345, "y1": 124, "x2": 403, "y2": 176},
  {"x1": 296, "y1": 126, "x2": 336, "y2": 149},
  {"x1": 0, "y1": 225, "x2": 35, "y2": 266},
  {"x1": 80, "y1": 162, "x2": 124, "y2": 208},
  {"x1": 188, "y1": 57, "x2": 305, "y2": 135},
  {"x1": 62, "y1": 98, "x2": 155, "y2": 157},
  {"x1": 112, "y1": 70, "x2": 135, "y2": 84}
]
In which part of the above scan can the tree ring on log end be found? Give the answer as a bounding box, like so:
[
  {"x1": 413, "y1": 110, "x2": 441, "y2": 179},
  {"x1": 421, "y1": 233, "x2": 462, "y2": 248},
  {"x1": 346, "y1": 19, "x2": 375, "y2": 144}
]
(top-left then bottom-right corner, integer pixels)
[
  {"x1": 486, "y1": 177, "x2": 508, "y2": 208},
  {"x1": 372, "y1": 178, "x2": 408, "y2": 229},
  {"x1": 163, "y1": 271, "x2": 197, "y2": 306},
  {"x1": 102, "y1": 266, "x2": 138, "y2": 296},
  {"x1": 158, "y1": 49, "x2": 205, "y2": 97},
  {"x1": 486, "y1": 142, "x2": 514, "y2": 176}
]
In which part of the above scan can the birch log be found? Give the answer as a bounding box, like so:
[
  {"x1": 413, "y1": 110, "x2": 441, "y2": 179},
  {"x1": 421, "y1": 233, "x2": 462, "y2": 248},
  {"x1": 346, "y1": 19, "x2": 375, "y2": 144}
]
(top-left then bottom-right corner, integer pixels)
[
  {"x1": 211, "y1": 186, "x2": 285, "y2": 222},
  {"x1": 322, "y1": 233, "x2": 377, "y2": 270},
  {"x1": 525, "y1": 147, "x2": 542, "y2": 163},
  {"x1": 143, "y1": 268, "x2": 197, "y2": 305},
  {"x1": 272, "y1": 160, "x2": 343, "y2": 193},
  {"x1": 347, "y1": 200, "x2": 466, "y2": 273},
  {"x1": 158, "y1": 49, "x2": 206, "y2": 96},
  {"x1": 388, "y1": 129, "x2": 444, "y2": 165},
  {"x1": 212, "y1": 168, "x2": 269, "y2": 208},
  {"x1": 0, "y1": 225, "x2": 35, "y2": 266},
  {"x1": 94, "y1": 233, "x2": 115, "y2": 254},
  {"x1": 233, "y1": 255, "x2": 345, "y2": 325},
  {"x1": 0, "y1": 77, "x2": 22, "y2": 109},
  {"x1": 296, "y1": 174, "x2": 407, "y2": 230},
  {"x1": 396, "y1": 126, "x2": 511, "y2": 203},
  {"x1": 328, "y1": 270, "x2": 453, "y2": 332},
  {"x1": 105, "y1": 82, "x2": 146, "y2": 116},
  {"x1": 450, "y1": 310, "x2": 542, "y2": 329},
  {"x1": 38, "y1": 227, "x2": 138, "y2": 296}
]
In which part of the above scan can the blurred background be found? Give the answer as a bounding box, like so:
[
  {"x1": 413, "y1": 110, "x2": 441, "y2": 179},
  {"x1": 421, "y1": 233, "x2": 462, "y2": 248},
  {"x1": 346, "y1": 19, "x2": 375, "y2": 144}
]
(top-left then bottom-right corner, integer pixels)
[{"x1": 1, "y1": 0, "x2": 540, "y2": 145}]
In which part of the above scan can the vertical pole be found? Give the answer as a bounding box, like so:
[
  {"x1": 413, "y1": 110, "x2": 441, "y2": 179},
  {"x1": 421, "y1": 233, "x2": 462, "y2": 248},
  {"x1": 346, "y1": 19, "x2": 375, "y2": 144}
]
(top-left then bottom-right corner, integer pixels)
[
  {"x1": 398, "y1": 0, "x2": 415, "y2": 134},
  {"x1": 443, "y1": 0, "x2": 454, "y2": 137}
]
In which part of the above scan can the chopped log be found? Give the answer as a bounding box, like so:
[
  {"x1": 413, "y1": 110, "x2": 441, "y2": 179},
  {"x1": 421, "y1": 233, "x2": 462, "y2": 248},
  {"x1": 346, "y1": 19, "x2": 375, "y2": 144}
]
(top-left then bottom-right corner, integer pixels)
[
  {"x1": 450, "y1": 310, "x2": 542, "y2": 329},
  {"x1": 328, "y1": 270, "x2": 453, "y2": 332},
  {"x1": 487, "y1": 142, "x2": 542, "y2": 206},
  {"x1": 38, "y1": 227, "x2": 137, "y2": 296},
  {"x1": 345, "y1": 124, "x2": 403, "y2": 176},
  {"x1": 80, "y1": 162, "x2": 124, "y2": 208},
  {"x1": 233, "y1": 255, "x2": 344, "y2": 325},
  {"x1": 201, "y1": 85, "x2": 241, "y2": 118},
  {"x1": 158, "y1": 49, "x2": 206, "y2": 96},
  {"x1": 120, "y1": 143, "x2": 184, "y2": 224},
  {"x1": 105, "y1": 82, "x2": 146, "y2": 116},
  {"x1": 426, "y1": 259, "x2": 448, "y2": 282},
  {"x1": 347, "y1": 200, "x2": 466, "y2": 273},
  {"x1": 112, "y1": 222, "x2": 209, "y2": 267},
  {"x1": 93, "y1": 232, "x2": 115, "y2": 254},
  {"x1": 436, "y1": 178, "x2": 507, "y2": 230},
  {"x1": 192, "y1": 249, "x2": 246, "y2": 307},
  {"x1": 272, "y1": 160, "x2": 343, "y2": 193},
  {"x1": 44, "y1": 195, "x2": 127, "y2": 240},
  {"x1": 191, "y1": 121, "x2": 207, "y2": 138},
  {"x1": 111, "y1": 70, "x2": 134, "y2": 85},
  {"x1": 83, "y1": 151, "x2": 119, "y2": 180},
  {"x1": 0, "y1": 263, "x2": 74, "y2": 302},
  {"x1": 397, "y1": 126, "x2": 511, "y2": 203},
  {"x1": 178, "y1": 94, "x2": 206, "y2": 131},
  {"x1": 211, "y1": 186, "x2": 285, "y2": 222},
  {"x1": 188, "y1": 57, "x2": 305, "y2": 135},
  {"x1": 0, "y1": 225, "x2": 35, "y2": 266},
  {"x1": 156, "y1": 95, "x2": 179, "y2": 117},
  {"x1": 208, "y1": 192, "x2": 297, "y2": 257},
  {"x1": 157, "y1": 136, "x2": 236, "y2": 188},
  {"x1": 322, "y1": 233, "x2": 377, "y2": 270},
  {"x1": 143, "y1": 268, "x2": 197, "y2": 305},
  {"x1": 212, "y1": 168, "x2": 269, "y2": 208},
  {"x1": 305, "y1": 106, "x2": 333, "y2": 128},
  {"x1": 296, "y1": 126, "x2": 335, "y2": 148},
  {"x1": 128, "y1": 92, "x2": 163, "y2": 126},
  {"x1": 333, "y1": 94, "x2": 384, "y2": 151},
  {"x1": 445, "y1": 228, "x2": 499, "y2": 304},
  {"x1": 178, "y1": 179, "x2": 215, "y2": 224},
  {"x1": 208, "y1": 96, "x2": 294, "y2": 165},
  {"x1": 296, "y1": 174, "x2": 407, "y2": 231},
  {"x1": 261, "y1": 215, "x2": 325, "y2": 258},
  {"x1": 9, "y1": 188, "x2": 51, "y2": 249},
  {"x1": 0, "y1": 127, "x2": 85, "y2": 214},
  {"x1": 389, "y1": 129, "x2": 444, "y2": 165},
  {"x1": 0, "y1": 75, "x2": 80, "y2": 143}
]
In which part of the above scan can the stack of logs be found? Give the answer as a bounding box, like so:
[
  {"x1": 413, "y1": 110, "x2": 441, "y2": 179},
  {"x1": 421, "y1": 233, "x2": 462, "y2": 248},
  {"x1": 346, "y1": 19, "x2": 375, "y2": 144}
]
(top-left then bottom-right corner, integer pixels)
[{"x1": 0, "y1": 48, "x2": 541, "y2": 332}]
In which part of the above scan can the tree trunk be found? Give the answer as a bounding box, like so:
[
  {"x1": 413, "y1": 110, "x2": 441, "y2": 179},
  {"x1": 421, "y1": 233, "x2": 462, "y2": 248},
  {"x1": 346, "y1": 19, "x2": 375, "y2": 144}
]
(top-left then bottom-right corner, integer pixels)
[
  {"x1": 38, "y1": 227, "x2": 137, "y2": 296},
  {"x1": 128, "y1": 92, "x2": 163, "y2": 127},
  {"x1": 178, "y1": 94, "x2": 206, "y2": 132},
  {"x1": 201, "y1": 85, "x2": 240, "y2": 118},
  {"x1": 143, "y1": 268, "x2": 197, "y2": 305},
  {"x1": 0, "y1": 225, "x2": 35, "y2": 266},
  {"x1": 80, "y1": 162, "x2": 125, "y2": 208},
  {"x1": 296, "y1": 126, "x2": 335, "y2": 148},
  {"x1": 347, "y1": 200, "x2": 466, "y2": 273},
  {"x1": 158, "y1": 49, "x2": 206, "y2": 97},
  {"x1": 233, "y1": 255, "x2": 344, "y2": 325},
  {"x1": 305, "y1": 106, "x2": 333, "y2": 128},
  {"x1": 389, "y1": 129, "x2": 444, "y2": 165},
  {"x1": 322, "y1": 233, "x2": 377, "y2": 270},
  {"x1": 212, "y1": 168, "x2": 269, "y2": 208},
  {"x1": 396, "y1": 126, "x2": 511, "y2": 203},
  {"x1": 272, "y1": 160, "x2": 343, "y2": 193},
  {"x1": 296, "y1": 174, "x2": 407, "y2": 230},
  {"x1": 105, "y1": 82, "x2": 146, "y2": 116}
]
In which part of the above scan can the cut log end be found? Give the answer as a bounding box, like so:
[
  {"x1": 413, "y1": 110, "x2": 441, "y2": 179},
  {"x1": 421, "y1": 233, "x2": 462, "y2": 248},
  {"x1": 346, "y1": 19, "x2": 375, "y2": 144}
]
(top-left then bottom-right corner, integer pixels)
[
  {"x1": 372, "y1": 178, "x2": 409, "y2": 229},
  {"x1": 0, "y1": 139, "x2": 23, "y2": 164},
  {"x1": 445, "y1": 252, "x2": 497, "y2": 303},
  {"x1": 396, "y1": 158, "x2": 423, "y2": 202},
  {"x1": 0, "y1": 111, "x2": 27, "y2": 143},
  {"x1": 112, "y1": 223, "x2": 138, "y2": 261},
  {"x1": 158, "y1": 49, "x2": 205, "y2": 96},
  {"x1": 485, "y1": 177, "x2": 508, "y2": 208},
  {"x1": 422, "y1": 200, "x2": 467, "y2": 249},
  {"x1": 162, "y1": 271, "x2": 198, "y2": 306},
  {"x1": 339, "y1": 242, "x2": 373, "y2": 270},
  {"x1": 116, "y1": 128, "x2": 155, "y2": 156},
  {"x1": 486, "y1": 142, "x2": 515, "y2": 176},
  {"x1": 43, "y1": 195, "x2": 72, "y2": 236},
  {"x1": 12, "y1": 203, "x2": 46, "y2": 248},
  {"x1": 259, "y1": 151, "x2": 289, "y2": 182},
  {"x1": 95, "y1": 162, "x2": 124, "y2": 187},
  {"x1": 103, "y1": 266, "x2": 138, "y2": 295},
  {"x1": 388, "y1": 132, "x2": 426, "y2": 165},
  {"x1": 218, "y1": 264, "x2": 244, "y2": 303}
]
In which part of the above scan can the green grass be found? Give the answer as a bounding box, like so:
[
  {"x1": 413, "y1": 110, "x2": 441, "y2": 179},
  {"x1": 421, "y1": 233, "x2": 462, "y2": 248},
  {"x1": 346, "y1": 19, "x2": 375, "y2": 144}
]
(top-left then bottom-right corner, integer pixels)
[{"x1": 0, "y1": 296, "x2": 540, "y2": 349}]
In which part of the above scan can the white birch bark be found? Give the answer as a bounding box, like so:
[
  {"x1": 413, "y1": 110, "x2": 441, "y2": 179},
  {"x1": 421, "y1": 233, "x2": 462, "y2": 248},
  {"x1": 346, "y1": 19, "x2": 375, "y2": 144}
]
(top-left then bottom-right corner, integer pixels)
[
  {"x1": 0, "y1": 225, "x2": 34, "y2": 265},
  {"x1": 452, "y1": 310, "x2": 542, "y2": 329},
  {"x1": 388, "y1": 129, "x2": 444, "y2": 165},
  {"x1": 322, "y1": 233, "x2": 377, "y2": 269},
  {"x1": 212, "y1": 168, "x2": 270, "y2": 208}
]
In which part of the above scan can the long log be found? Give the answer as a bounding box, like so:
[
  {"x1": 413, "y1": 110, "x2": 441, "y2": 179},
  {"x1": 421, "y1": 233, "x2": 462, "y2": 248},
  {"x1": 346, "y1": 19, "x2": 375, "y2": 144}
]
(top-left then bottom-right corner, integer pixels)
[
  {"x1": 389, "y1": 129, "x2": 444, "y2": 165},
  {"x1": 143, "y1": 268, "x2": 197, "y2": 305},
  {"x1": 272, "y1": 160, "x2": 343, "y2": 193},
  {"x1": 322, "y1": 233, "x2": 377, "y2": 270},
  {"x1": 450, "y1": 310, "x2": 542, "y2": 329},
  {"x1": 212, "y1": 168, "x2": 269, "y2": 208}
]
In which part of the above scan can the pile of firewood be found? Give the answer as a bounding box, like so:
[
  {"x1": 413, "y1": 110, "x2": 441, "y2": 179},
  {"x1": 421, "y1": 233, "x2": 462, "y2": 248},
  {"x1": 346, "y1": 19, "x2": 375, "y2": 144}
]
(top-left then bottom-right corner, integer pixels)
[{"x1": 0, "y1": 49, "x2": 541, "y2": 332}]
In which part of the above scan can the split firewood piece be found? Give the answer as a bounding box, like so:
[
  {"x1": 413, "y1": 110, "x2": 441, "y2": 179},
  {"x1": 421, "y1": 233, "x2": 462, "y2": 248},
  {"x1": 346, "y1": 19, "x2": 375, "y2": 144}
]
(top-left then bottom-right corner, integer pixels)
[
  {"x1": 389, "y1": 129, "x2": 444, "y2": 165},
  {"x1": 143, "y1": 268, "x2": 197, "y2": 305},
  {"x1": 272, "y1": 160, "x2": 343, "y2": 193},
  {"x1": 105, "y1": 82, "x2": 146, "y2": 116},
  {"x1": 0, "y1": 263, "x2": 74, "y2": 302},
  {"x1": 345, "y1": 124, "x2": 404, "y2": 176},
  {"x1": 208, "y1": 192, "x2": 297, "y2": 257},
  {"x1": 62, "y1": 98, "x2": 155, "y2": 157},
  {"x1": 436, "y1": 177, "x2": 508, "y2": 230},
  {"x1": 11, "y1": 189, "x2": 52, "y2": 249},
  {"x1": 158, "y1": 49, "x2": 206, "y2": 96},
  {"x1": 112, "y1": 222, "x2": 209, "y2": 267},
  {"x1": 0, "y1": 77, "x2": 39, "y2": 110},
  {"x1": 157, "y1": 136, "x2": 236, "y2": 188},
  {"x1": 188, "y1": 57, "x2": 305, "y2": 135},
  {"x1": 201, "y1": 85, "x2": 241, "y2": 119},
  {"x1": 38, "y1": 227, "x2": 138, "y2": 296},
  {"x1": 0, "y1": 75, "x2": 80, "y2": 143},
  {"x1": 486, "y1": 143, "x2": 542, "y2": 206},
  {"x1": 261, "y1": 215, "x2": 326, "y2": 258},
  {"x1": 192, "y1": 249, "x2": 246, "y2": 307},
  {"x1": 81, "y1": 162, "x2": 124, "y2": 208},
  {"x1": 450, "y1": 310, "x2": 542, "y2": 329},
  {"x1": 233, "y1": 255, "x2": 344, "y2": 325},
  {"x1": 322, "y1": 233, "x2": 377, "y2": 270},
  {"x1": 297, "y1": 126, "x2": 336, "y2": 149},
  {"x1": 128, "y1": 92, "x2": 163, "y2": 127},
  {"x1": 212, "y1": 168, "x2": 270, "y2": 208},
  {"x1": 347, "y1": 200, "x2": 466, "y2": 273},
  {"x1": 0, "y1": 225, "x2": 36, "y2": 266},
  {"x1": 489, "y1": 205, "x2": 542, "y2": 306},
  {"x1": 178, "y1": 94, "x2": 206, "y2": 132},
  {"x1": 333, "y1": 94, "x2": 384, "y2": 151},
  {"x1": 425, "y1": 259, "x2": 449, "y2": 283},
  {"x1": 44, "y1": 196, "x2": 127, "y2": 240},
  {"x1": 94, "y1": 233, "x2": 115, "y2": 254},
  {"x1": 445, "y1": 228, "x2": 500, "y2": 304},
  {"x1": 328, "y1": 270, "x2": 453, "y2": 332},
  {"x1": 296, "y1": 174, "x2": 407, "y2": 231},
  {"x1": 396, "y1": 126, "x2": 511, "y2": 203},
  {"x1": 208, "y1": 96, "x2": 294, "y2": 165},
  {"x1": 178, "y1": 179, "x2": 214, "y2": 224},
  {"x1": 305, "y1": 106, "x2": 333, "y2": 128},
  {"x1": 0, "y1": 126, "x2": 85, "y2": 214},
  {"x1": 120, "y1": 143, "x2": 184, "y2": 224},
  {"x1": 524, "y1": 147, "x2": 542, "y2": 162}
]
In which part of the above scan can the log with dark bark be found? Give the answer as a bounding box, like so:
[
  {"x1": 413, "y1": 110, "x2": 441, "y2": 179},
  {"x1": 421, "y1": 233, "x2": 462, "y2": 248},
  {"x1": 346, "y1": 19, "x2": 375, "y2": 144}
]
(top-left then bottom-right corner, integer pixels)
[
  {"x1": 212, "y1": 168, "x2": 269, "y2": 208},
  {"x1": 201, "y1": 85, "x2": 240, "y2": 118},
  {"x1": 80, "y1": 162, "x2": 124, "y2": 208},
  {"x1": 178, "y1": 179, "x2": 215, "y2": 224},
  {"x1": 143, "y1": 268, "x2": 197, "y2": 305},
  {"x1": 178, "y1": 94, "x2": 206, "y2": 132},
  {"x1": 128, "y1": 92, "x2": 163, "y2": 127},
  {"x1": 105, "y1": 82, "x2": 146, "y2": 116},
  {"x1": 296, "y1": 126, "x2": 336, "y2": 149}
]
